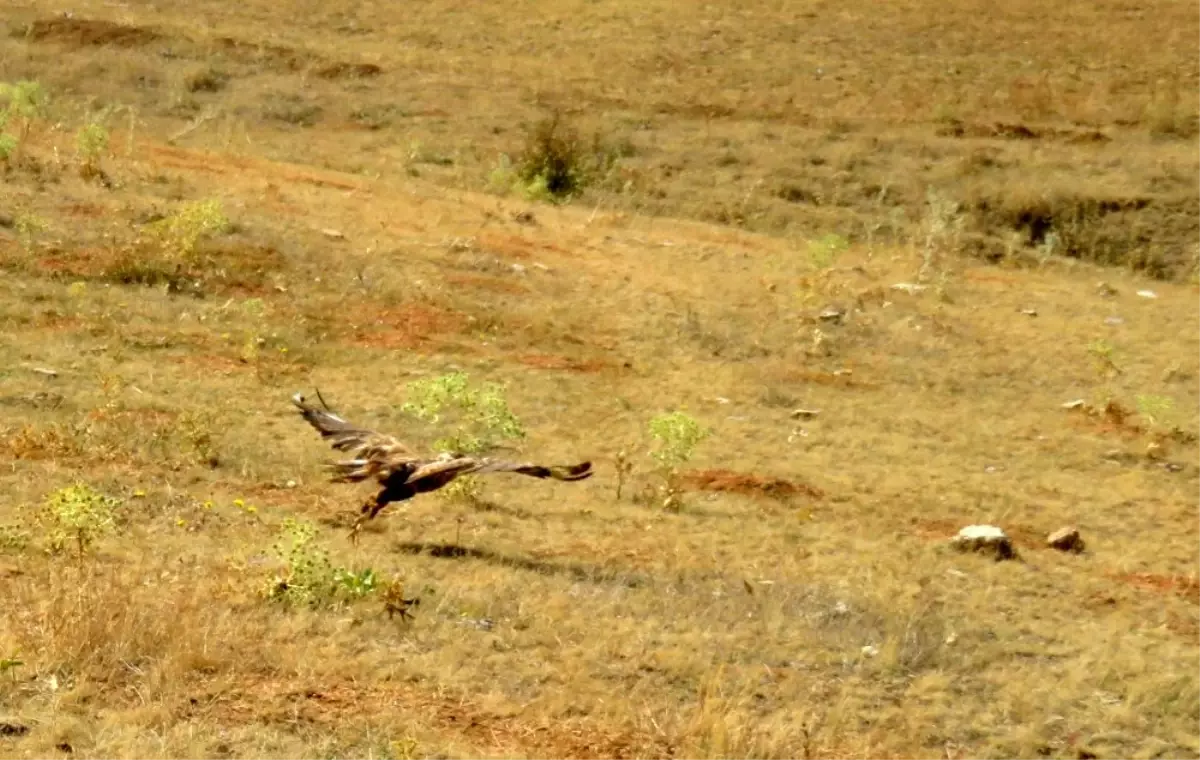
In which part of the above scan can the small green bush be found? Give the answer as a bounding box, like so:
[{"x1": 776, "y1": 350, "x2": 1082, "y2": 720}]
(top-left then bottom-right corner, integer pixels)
[
  {"x1": 401, "y1": 371, "x2": 526, "y2": 502},
  {"x1": 36, "y1": 483, "x2": 120, "y2": 557},
  {"x1": 496, "y1": 111, "x2": 625, "y2": 202},
  {"x1": 265, "y1": 518, "x2": 387, "y2": 608},
  {"x1": 647, "y1": 411, "x2": 712, "y2": 510}
]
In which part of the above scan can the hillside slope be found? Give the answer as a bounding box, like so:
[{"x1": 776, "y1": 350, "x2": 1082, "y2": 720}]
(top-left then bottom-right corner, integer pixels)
[{"x1": 0, "y1": 1, "x2": 1197, "y2": 758}]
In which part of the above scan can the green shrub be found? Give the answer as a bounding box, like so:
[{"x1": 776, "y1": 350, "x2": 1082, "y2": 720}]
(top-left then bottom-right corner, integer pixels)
[
  {"x1": 401, "y1": 371, "x2": 526, "y2": 502},
  {"x1": 36, "y1": 483, "x2": 120, "y2": 557}
]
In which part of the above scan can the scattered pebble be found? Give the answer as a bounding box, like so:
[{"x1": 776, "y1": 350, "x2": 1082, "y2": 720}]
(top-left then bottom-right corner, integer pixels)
[
  {"x1": 1019, "y1": 308, "x2": 1038, "y2": 317},
  {"x1": 320, "y1": 228, "x2": 346, "y2": 240},
  {"x1": 790, "y1": 408, "x2": 820, "y2": 419},
  {"x1": 818, "y1": 306, "x2": 846, "y2": 323},
  {"x1": 891, "y1": 283, "x2": 927, "y2": 294}
]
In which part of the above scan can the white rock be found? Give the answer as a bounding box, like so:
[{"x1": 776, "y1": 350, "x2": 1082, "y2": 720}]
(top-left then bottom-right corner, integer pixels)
[
  {"x1": 951, "y1": 524, "x2": 1016, "y2": 560},
  {"x1": 1136, "y1": 289, "x2": 1158, "y2": 299},
  {"x1": 891, "y1": 283, "x2": 927, "y2": 294},
  {"x1": 790, "y1": 408, "x2": 820, "y2": 419}
]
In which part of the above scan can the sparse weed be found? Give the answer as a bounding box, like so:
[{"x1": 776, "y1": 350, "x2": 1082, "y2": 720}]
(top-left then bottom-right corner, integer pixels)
[
  {"x1": 649, "y1": 411, "x2": 711, "y2": 470},
  {"x1": 0, "y1": 654, "x2": 23, "y2": 682},
  {"x1": 0, "y1": 133, "x2": 17, "y2": 162},
  {"x1": 0, "y1": 80, "x2": 48, "y2": 162},
  {"x1": 402, "y1": 371, "x2": 525, "y2": 502},
  {"x1": 614, "y1": 447, "x2": 634, "y2": 501},
  {"x1": 14, "y1": 213, "x2": 47, "y2": 254},
  {"x1": 178, "y1": 409, "x2": 220, "y2": 467},
  {"x1": 147, "y1": 198, "x2": 231, "y2": 262},
  {"x1": 264, "y1": 518, "x2": 386, "y2": 609},
  {"x1": 35, "y1": 483, "x2": 120, "y2": 558},
  {"x1": 402, "y1": 371, "x2": 525, "y2": 451},
  {"x1": 0, "y1": 522, "x2": 30, "y2": 553},
  {"x1": 917, "y1": 188, "x2": 964, "y2": 291},
  {"x1": 75, "y1": 116, "x2": 110, "y2": 180},
  {"x1": 806, "y1": 233, "x2": 849, "y2": 270},
  {"x1": 1088, "y1": 339, "x2": 1122, "y2": 377},
  {"x1": 647, "y1": 411, "x2": 711, "y2": 510},
  {"x1": 1135, "y1": 394, "x2": 1174, "y2": 429},
  {"x1": 265, "y1": 517, "x2": 335, "y2": 607}
]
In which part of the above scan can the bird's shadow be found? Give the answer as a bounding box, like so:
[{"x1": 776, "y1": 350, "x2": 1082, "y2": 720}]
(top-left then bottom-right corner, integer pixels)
[{"x1": 393, "y1": 541, "x2": 648, "y2": 588}]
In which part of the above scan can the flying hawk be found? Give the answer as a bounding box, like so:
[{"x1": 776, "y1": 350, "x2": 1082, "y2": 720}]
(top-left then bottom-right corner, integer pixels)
[{"x1": 292, "y1": 391, "x2": 594, "y2": 542}]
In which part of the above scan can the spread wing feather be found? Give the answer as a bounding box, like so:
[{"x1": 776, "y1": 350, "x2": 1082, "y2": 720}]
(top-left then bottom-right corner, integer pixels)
[
  {"x1": 292, "y1": 392, "x2": 417, "y2": 483},
  {"x1": 408, "y1": 457, "x2": 593, "y2": 484}
]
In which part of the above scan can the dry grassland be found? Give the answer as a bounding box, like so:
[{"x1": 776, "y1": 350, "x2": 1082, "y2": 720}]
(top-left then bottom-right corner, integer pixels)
[{"x1": 0, "y1": 0, "x2": 1198, "y2": 757}]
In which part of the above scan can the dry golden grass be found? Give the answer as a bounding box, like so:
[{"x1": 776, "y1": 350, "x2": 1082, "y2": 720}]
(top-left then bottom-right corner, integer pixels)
[{"x1": 0, "y1": 0, "x2": 1197, "y2": 757}]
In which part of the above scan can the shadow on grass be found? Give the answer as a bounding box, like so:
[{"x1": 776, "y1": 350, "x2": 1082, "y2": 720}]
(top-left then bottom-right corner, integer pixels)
[{"x1": 393, "y1": 541, "x2": 648, "y2": 588}]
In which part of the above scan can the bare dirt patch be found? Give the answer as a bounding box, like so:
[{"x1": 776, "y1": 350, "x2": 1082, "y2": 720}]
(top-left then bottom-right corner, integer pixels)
[
  {"x1": 682, "y1": 468, "x2": 824, "y2": 501},
  {"x1": 343, "y1": 303, "x2": 470, "y2": 350},
  {"x1": 1110, "y1": 572, "x2": 1200, "y2": 604}
]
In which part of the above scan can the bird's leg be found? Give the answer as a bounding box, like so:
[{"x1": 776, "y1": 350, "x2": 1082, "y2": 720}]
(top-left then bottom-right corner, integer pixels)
[
  {"x1": 349, "y1": 491, "x2": 384, "y2": 546},
  {"x1": 348, "y1": 514, "x2": 366, "y2": 546}
]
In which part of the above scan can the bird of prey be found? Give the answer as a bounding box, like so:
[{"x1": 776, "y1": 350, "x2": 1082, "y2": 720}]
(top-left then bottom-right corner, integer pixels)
[{"x1": 291, "y1": 391, "x2": 594, "y2": 543}]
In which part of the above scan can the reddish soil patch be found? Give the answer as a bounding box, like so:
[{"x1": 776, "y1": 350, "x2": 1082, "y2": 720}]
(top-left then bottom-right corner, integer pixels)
[
  {"x1": 346, "y1": 304, "x2": 468, "y2": 350},
  {"x1": 682, "y1": 468, "x2": 824, "y2": 501},
  {"x1": 24, "y1": 17, "x2": 161, "y2": 47},
  {"x1": 1109, "y1": 572, "x2": 1200, "y2": 603},
  {"x1": 32, "y1": 312, "x2": 86, "y2": 332},
  {"x1": 516, "y1": 353, "x2": 609, "y2": 373},
  {"x1": 1064, "y1": 400, "x2": 1147, "y2": 440},
  {"x1": 36, "y1": 248, "x2": 116, "y2": 277},
  {"x1": 61, "y1": 201, "x2": 106, "y2": 218},
  {"x1": 476, "y1": 233, "x2": 538, "y2": 260},
  {"x1": 143, "y1": 143, "x2": 366, "y2": 193}
]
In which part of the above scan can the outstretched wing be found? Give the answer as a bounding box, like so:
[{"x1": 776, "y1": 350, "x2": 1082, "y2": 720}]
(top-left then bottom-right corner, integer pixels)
[
  {"x1": 408, "y1": 456, "x2": 594, "y2": 485},
  {"x1": 292, "y1": 391, "x2": 416, "y2": 482}
]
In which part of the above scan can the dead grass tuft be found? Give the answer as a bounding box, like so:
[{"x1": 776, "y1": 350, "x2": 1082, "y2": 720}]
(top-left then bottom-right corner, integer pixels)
[{"x1": 21, "y1": 17, "x2": 161, "y2": 48}]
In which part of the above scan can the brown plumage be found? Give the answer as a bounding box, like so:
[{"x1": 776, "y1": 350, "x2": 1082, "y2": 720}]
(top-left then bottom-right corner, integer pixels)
[{"x1": 292, "y1": 391, "x2": 593, "y2": 542}]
